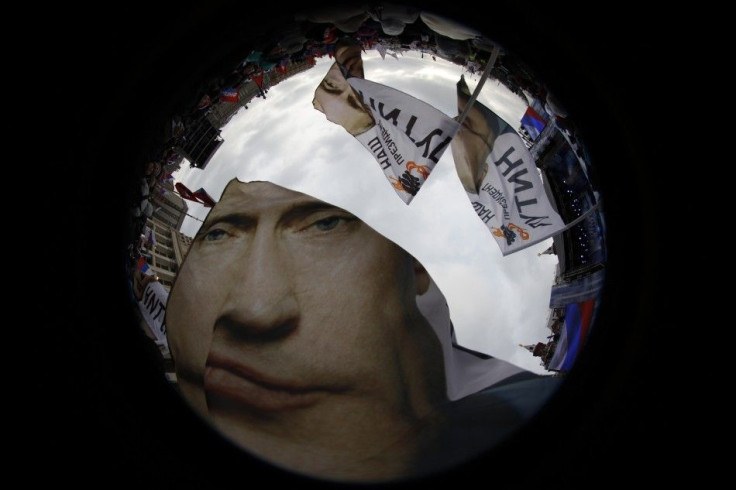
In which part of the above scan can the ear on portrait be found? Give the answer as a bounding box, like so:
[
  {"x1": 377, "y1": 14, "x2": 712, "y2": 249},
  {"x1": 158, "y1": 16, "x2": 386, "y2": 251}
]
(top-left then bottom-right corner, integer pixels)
[{"x1": 413, "y1": 258, "x2": 430, "y2": 296}]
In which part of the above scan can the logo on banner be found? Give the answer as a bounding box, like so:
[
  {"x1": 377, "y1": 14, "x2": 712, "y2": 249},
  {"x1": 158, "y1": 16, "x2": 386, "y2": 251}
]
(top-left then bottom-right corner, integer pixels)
[
  {"x1": 386, "y1": 161, "x2": 431, "y2": 196},
  {"x1": 492, "y1": 222, "x2": 530, "y2": 245},
  {"x1": 407, "y1": 161, "x2": 430, "y2": 179}
]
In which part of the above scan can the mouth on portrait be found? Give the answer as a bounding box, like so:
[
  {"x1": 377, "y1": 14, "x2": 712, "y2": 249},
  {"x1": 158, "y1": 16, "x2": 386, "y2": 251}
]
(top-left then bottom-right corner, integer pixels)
[{"x1": 204, "y1": 353, "x2": 325, "y2": 413}]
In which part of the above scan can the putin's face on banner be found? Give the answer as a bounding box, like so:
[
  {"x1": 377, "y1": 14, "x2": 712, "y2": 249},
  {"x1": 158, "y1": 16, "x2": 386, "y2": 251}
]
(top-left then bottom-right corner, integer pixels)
[
  {"x1": 312, "y1": 61, "x2": 375, "y2": 136},
  {"x1": 312, "y1": 39, "x2": 373, "y2": 137},
  {"x1": 451, "y1": 84, "x2": 499, "y2": 194},
  {"x1": 165, "y1": 179, "x2": 447, "y2": 482}
]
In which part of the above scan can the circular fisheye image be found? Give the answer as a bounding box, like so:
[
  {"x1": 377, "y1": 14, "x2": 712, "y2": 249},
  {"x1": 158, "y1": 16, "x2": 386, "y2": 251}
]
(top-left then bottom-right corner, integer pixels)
[{"x1": 123, "y1": 2, "x2": 607, "y2": 483}]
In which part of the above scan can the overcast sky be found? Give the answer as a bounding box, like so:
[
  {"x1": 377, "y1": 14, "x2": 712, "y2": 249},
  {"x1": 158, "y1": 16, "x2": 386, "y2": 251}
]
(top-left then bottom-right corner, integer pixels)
[{"x1": 172, "y1": 50, "x2": 558, "y2": 374}]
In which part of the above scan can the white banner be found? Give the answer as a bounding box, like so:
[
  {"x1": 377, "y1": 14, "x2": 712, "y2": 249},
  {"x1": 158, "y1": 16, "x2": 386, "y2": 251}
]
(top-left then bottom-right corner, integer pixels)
[
  {"x1": 349, "y1": 77, "x2": 460, "y2": 204},
  {"x1": 138, "y1": 280, "x2": 169, "y2": 347},
  {"x1": 451, "y1": 76, "x2": 565, "y2": 255},
  {"x1": 468, "y1": 130, "x2": 566, "y2": 255}
]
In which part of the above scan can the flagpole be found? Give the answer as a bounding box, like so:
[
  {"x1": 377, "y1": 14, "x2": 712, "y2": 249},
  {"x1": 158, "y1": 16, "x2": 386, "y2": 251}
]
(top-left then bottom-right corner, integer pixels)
[
  {"x1": 183, "y1": 211, "x2": 206, "y2": 223},
  {"x1": 158, "y1": 187, "x2": 207, "y2": 222},
  {"x1": 456, "y1": 44, "x2": 501, "y2": 127}
]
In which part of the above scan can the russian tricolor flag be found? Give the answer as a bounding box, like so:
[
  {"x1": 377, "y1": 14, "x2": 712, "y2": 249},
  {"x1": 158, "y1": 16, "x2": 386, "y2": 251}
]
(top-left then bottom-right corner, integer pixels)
[
  {"x1": 193, "y1": 187, "x2": 217, "y2": 207},
  {"x1": 548, "y1": 299, "x2": 596, "y2": 371},
  {"x1": 175, "y1": 182, "x2": 201, "y2": 203},
  {"x1": 220, "y1": 87, "x2": 239, "y2": 103},
  {"x1": 137, "y1": 256, "x2": 150, "y2": 273},
  {"x1": 521, "y1": 106, "x2": 547, "y2": 141}
]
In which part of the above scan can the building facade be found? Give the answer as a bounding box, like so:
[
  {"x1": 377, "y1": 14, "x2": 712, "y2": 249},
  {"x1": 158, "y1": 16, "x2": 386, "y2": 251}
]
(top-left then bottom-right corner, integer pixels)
[
  {"x1": 144, "y1": 219, "x2": 192, "y2": 290},
  {"x1": 141, "y1": 185, "x2": 191, "y2": 289},
  {"x1": 133, "y1": 189, "x2": 192, "y2": 380}
]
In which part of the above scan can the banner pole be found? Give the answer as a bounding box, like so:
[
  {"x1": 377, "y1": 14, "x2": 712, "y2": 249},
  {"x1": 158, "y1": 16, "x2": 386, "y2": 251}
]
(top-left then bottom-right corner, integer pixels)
[
  {"x1": 497, "y1": 199, "x2": 603, "y2": 257},
  {"x1": 153, "y1": 187, "x2": 207, "y2": 223},
  {"x1": 456, "y1": 44, "x2": 501, "y2": 127},
  {"x1": 183, "y1": 211, "x2": 205, "y2": 223}
]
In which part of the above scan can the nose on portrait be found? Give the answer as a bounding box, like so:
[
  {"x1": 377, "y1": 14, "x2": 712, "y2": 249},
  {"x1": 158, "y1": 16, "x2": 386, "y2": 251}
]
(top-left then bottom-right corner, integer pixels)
[{"x1": 216, "y1": 237, "x2": 299, "y2": 340}]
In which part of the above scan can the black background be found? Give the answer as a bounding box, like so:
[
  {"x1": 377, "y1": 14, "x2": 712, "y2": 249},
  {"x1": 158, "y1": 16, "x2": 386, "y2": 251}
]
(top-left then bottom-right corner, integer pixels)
[{"x1": 42, "y1": 1, "x2": 679, "y2": 487}]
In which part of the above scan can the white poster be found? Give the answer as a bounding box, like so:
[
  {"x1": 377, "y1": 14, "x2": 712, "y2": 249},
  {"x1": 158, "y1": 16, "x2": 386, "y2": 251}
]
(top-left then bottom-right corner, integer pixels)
[
  {"x1": 451, "y1": 75, "x2": 565, "y2": 255},
  {"x1": 468, "y1": 129, "x2": 566, "y2": 255},
  {"x1": 138, "y1": 280, "x2": 169, "y2": 347},
  {"x1": 349, "y1": 76, "x2": 460, "y2": 204}
]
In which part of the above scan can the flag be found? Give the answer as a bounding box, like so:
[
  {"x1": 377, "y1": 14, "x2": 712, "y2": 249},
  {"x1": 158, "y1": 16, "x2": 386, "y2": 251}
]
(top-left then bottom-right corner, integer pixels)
[
  {"x1": 529, "y1": 96, "x2": 550, "y2": 122},
  {"x1": 220, "y1": 87, "x2": 239, "y2": 103},
  {"x1": 251, "y1": 71, "x2": 264, "y2": 89},
  {"x1": 547, "y1": 299, "x2": 596, "y2": 371},
  {"x1": 520, "y1": 106, "x2": 547, "y2": 141},
  {"x1": 313, "y1": 46, "x2": 458, "y2": 203},
  {"x1": 175, "y1": 182, "x2": 203, "y2": 204},
  {"x1": 323, "y1": 26, "x2": 338, "y2": 44},
  {"x1": 136, "y1": 256, "x2": 150, "y2": 274},
  {"x1": 193, "y1": 187, "x2": 217, "y2": 207},
  {"x1": 451, "y1": 75, "x2": 566, "y2": 255},
  {"x1": 251, "y1": 71, "x2": 266, "y2": 97},
  {"x1": 346, "y1": 76, "x2": 460, "y2": 204},
  {"x1": 143, "y1": 226, "x2": 157, "y2": 248},
  {"x1": 375, "y1": 43, "x2": 386, "y2": 59}
]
